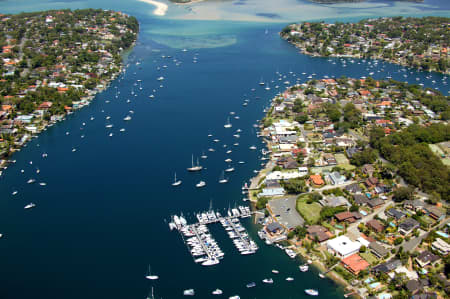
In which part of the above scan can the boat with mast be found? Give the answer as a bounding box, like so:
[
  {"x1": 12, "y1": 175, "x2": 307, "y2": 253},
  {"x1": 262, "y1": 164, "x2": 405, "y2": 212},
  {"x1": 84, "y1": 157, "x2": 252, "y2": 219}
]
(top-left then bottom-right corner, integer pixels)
[
  {"x1": 224, "y1": 117, "x2": 232, "y2": 128},
  {"x1": 145, "y1": 265, "x2": 159, "y2": 280},
  {"x1": 218, "y1": 171, "x2": 228, "y2": 184},
  {"x1": 172, "y1": 173, "x2": 182, "y2": 186},
  {"x1": 187, "y1": 155, "x2": 203, "y2": 172}
]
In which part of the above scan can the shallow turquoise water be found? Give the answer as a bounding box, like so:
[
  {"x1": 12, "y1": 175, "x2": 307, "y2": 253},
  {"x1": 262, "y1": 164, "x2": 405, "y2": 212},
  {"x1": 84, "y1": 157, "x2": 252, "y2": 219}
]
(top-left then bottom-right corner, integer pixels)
[{"x1": 0, "y1": 1, "x2": 449, "y2": 299}]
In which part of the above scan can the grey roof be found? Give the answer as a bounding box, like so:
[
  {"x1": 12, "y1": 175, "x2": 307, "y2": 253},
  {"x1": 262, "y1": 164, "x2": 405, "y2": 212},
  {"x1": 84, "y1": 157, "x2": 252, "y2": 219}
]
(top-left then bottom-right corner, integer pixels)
[
  {"x1": 369, "y1": 242, "x2": 389, "y2": 257},
  {"x1": 371, "y1": 259, "x2": 401, "y2": 273},
  {"x1": 399, "y1": 218, "x2": 420, "y2": 232},
  {"x1": 386, "y1": 208, "x2": 406, "y2": 220},
  {"x1": 417, "y1": 251, "x2": 440, "y2": 265},
  {"x1": 267, "y1": 222, "x2": 283, "y2": 233},
  {"x1": 354, "y1": 194, "x2": 369, "y2": 205},
  {"x1": 367, "y1": 198, "x2": 384, "y2": 208},
  {"x1": 346, "y1": 183, "x2": 362, "y2": 194}
]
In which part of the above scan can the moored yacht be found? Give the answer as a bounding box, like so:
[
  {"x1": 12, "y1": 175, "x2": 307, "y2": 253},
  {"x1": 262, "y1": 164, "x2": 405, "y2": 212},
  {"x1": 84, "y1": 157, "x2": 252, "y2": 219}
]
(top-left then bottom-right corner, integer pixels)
[
  {"x1": 24, "y1": 203, "x2": 36, "y2": 209},
  {"x1": 183, "y1": 289, "x2": 195, "y2": 296},
  {"x1": 172, "y1": 173, "x2": 182, "y2": 186},
  {"x1": 262, "y1": 278, "x2": 273, "y2": 284},
  {"x1": 212, "y1": 289, "x2": 223, "y2": 295},
  {"x1": 305, "y1": 289, "x2": 319, "y2": 296},
  {"x1": 219, "y1": 171, "x2": 228, "y2": 184},
  {"x1": 187, "y1": 155, "x2": 203, "y2": 172},
  {"x1": 196, "y1": 181, "x2": 206, "y2": 188},
  {"x1": 145, "y1": 265, "x2": 159, "y2": 280}
]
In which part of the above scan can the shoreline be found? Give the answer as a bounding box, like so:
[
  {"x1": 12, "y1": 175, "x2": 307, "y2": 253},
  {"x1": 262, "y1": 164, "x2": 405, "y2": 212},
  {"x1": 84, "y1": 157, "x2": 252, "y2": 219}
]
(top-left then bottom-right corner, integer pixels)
[
  {"x1": 0, "y1": 11, "x2": 139, "y2": 174},
  {"x1": 248, "y1": 91, "x2": 359, "y2": 298},
  {"x1": 137, "y1": 0, "x2": 169, "y2": 16}
]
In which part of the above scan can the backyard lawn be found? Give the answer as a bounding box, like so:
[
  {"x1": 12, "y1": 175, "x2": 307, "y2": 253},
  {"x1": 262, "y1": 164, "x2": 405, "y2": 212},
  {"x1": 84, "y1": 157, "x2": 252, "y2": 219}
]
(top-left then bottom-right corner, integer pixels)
[{"x1": 296, "y1": 195, "x2": 322, "y2": 224}]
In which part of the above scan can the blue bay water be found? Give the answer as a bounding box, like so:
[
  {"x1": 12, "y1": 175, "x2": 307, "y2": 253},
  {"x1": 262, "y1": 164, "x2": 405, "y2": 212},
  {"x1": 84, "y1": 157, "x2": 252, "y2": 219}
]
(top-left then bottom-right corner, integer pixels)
[{"x1": 0, "y1": 1, "x2": 449, "y2": 299}]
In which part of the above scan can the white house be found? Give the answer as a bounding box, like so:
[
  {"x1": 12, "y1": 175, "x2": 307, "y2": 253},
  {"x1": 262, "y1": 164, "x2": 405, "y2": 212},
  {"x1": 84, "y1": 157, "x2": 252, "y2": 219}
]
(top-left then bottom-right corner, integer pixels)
[{"x1": 326, "y1": 236, "x2": 361, "y2": 258}]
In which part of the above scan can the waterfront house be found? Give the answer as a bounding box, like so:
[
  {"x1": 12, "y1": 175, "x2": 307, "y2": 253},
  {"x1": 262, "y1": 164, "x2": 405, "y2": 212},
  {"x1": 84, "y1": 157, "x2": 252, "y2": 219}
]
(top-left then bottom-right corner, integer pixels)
[
  {"x1": 326, "y1": 235, "x2": 361, "y2": 258},
  {"x1": 341, "y1": 254, "x2": 370, "y2": 275},
  {"x1": 398, "y1": 218, "x2": 420, "y2": 235},
  {"x1": 306, "y1": 225, "x2": 331, "y2": 243}
]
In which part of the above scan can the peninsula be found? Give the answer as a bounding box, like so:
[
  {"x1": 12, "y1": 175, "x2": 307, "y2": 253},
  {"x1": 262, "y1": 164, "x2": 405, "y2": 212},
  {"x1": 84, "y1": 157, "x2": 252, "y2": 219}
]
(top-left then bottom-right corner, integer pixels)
[
  {"x1": 251, "y1": 77, "x2": 449, "y2": 299},
  {"x1": 0, "y1": 9, "x2": 138, "y2": 169},
  {"x1": 281, "y1": 17, "x2": 449, "y2": 74}
]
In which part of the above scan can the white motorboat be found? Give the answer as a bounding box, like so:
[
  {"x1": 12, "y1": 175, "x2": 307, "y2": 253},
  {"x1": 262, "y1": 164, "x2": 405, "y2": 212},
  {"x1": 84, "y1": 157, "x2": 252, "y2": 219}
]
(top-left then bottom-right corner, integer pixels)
[
  {"x1": 12, "y1": 191, "x2": 18, "y2": 196},
  {"x1": 39, "y1": 182, "x2": 47, "y2": 186},
  {"x1": 212, "y1": 289, "x2": 223, "y2": 295},
  {"x1": 196, "y1": 181, "x2": 206, "y2": 188},
  {"x1": 262, "y1": 278, "x2": 273, "y2": 284},
  {"x1": 202, "y1": 259, "x2": 219, "y2": 266},
  {"x1": 286, "y1": 277, "x2": 294, "y2": 281},
  {"x1": 299, "y1": 264, "x2": 309, "y2": 272},
  {"x1": 224, "y1": 167, "x2": 234, "y2": 173},
  {"x1": 120, "y1": 128, "x2": 126, "y2": 132},
  {"x1": 249, "y1": 146, "x2": 257, "y2": 150},
  {"x1": 224, "y1": 158, "x2": 232, "y2": 163},
  {"x1": 123, "y1": 116, "x2": 132, "y2": 121},
  {"x1": 24, "y1": 203, "x2": 36, "y2": 209},
  {"x1": 183, "y1": 289, "x2": 195, "y2": 296},
  {"x1": 27, "y1": 179, "x2": 35, "y2": 184},
  {"x1": 305, "y1": 289, "x2": 319, "y2": 296},
  {"x1": 246, "y1": 282, "x2": 256, "y2": 288},
  {"x1": 172, "y1": 173, "x2": 182, "y2": 186},
  {"x1": 272, "y1": 269, "x2": 279, "y2": 274},
  {"x1": 319, "y1": 273, "x2": 325, "y2": 278},
  {"x1": 229, "y1": 296, "x2": 240, "y2": 299},
  {"x1": 157, "y1": 76, "x2": 164, "y2": 81}
]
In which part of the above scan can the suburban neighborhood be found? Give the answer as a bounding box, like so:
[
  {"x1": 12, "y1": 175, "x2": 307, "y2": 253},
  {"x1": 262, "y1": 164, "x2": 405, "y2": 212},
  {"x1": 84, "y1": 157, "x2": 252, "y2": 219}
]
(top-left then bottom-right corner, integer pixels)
[
  {"x1": 0, "y1": 9, "x2": 138, "y2": 174},
  {"x1": 250, "y1": 76, "x2": 449, "y2": 299}
]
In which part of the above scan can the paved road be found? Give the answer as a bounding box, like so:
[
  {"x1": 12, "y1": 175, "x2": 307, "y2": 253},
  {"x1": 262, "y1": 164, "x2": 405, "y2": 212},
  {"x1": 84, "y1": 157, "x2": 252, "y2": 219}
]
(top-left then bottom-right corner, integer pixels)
[
  {"x1": 346, "y1": 200, "x2": 393, "y2": 239},
  {"x1": 400, "y1": 217, "x2": 450, "y2": 252}
]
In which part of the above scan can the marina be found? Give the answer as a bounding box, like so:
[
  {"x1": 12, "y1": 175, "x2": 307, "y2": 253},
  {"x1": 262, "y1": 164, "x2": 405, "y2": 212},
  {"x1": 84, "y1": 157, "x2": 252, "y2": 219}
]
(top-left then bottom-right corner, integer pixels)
[{"x1": 170, "y1": 206, "x2": 257, "y2": 265}]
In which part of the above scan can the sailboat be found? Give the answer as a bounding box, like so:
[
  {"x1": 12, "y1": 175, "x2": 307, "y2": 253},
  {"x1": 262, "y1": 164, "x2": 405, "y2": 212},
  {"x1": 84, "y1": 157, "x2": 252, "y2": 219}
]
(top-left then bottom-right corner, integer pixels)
[
  {"x1": 187, "y1": 155, "x2": 203, "y2": 172},
  {"x1": 259, "y1": 77, "x2": 265, "y2": 86},
  {"x1": 219, "y1": 171, "x2": 228, "y2": 184},
  {"x1": 224, "y1": 117, "x2": 232, "y2": 128},
  {"x1": 145, "y1": 265, "x2": 159, "y2": 280},
  {"x1": 172, "y1": 173, "x2": 182, "y2": 186}
]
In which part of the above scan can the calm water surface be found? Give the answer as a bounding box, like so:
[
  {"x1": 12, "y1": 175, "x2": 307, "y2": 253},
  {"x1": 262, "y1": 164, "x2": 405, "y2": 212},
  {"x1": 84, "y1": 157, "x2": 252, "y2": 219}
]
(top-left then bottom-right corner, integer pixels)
[{"x1": 0, "y1": 1, "x2": 448, "y2": 299}]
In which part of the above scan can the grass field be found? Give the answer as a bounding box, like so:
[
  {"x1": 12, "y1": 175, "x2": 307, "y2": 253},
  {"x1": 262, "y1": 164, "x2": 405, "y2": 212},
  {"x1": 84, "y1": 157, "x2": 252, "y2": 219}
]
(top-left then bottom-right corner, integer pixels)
[
  {"x1": 360, "y1": 252, "x2": 378, "y2": 265},
  {"x1": 296, "y1": 195, "x2": 322, "y2": 224},
  {"x1": 335, "y1": 153, "x2": 355, "y2": 170}
]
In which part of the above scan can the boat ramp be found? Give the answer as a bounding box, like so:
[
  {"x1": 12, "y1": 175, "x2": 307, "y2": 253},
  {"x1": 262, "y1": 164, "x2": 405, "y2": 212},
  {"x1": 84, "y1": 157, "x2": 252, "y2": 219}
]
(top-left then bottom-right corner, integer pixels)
[{"x1": 169, "y1": 206, "x2": 258, "y2": 266}]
